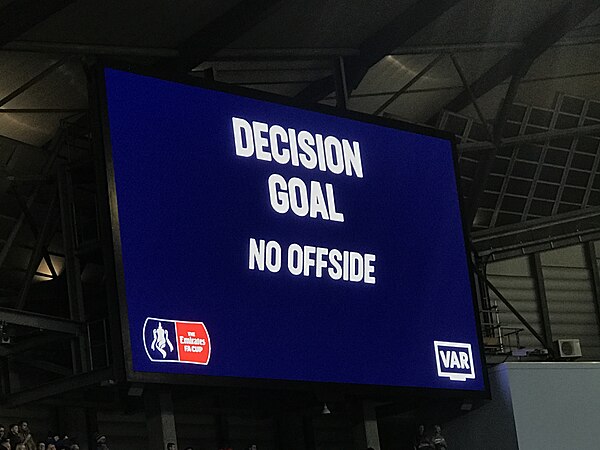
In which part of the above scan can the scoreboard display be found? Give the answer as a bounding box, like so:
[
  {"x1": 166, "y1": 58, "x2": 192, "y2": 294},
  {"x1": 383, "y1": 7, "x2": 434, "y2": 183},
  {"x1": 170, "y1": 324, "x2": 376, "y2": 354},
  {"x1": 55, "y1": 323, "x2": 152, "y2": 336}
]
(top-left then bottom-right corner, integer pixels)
[{"x1": 101, "y1": 68, "x2": 487, "y2": 393}]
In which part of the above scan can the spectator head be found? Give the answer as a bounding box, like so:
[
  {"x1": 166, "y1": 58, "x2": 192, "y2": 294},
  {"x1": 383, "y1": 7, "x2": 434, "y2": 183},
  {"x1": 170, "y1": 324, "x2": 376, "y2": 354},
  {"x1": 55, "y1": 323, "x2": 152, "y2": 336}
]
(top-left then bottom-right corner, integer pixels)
[
  {"x1": 18, "y1": 422, "x2": 29, "y2": 434},
  {"x1": 47, "y1": 445, "x2": 56, "y2": 450},
  {"x1": 93, "y1": 433, "x2": 107, "y2": 445},
  {"x1": 0, "y1": 425, "x2": 4, "y2": 439},
  {"x1": 69, "y1": 445, "x2": 79, "y2": 450},
  {"x1": 417, "y1": 424, "x2": 425, "y2": 434},
  {"x1": 9, "y1": 425, "x2": 18, "y2": 435},
  {"x1": 434, "y1": 425, "x2": 441, "y2": 433},
  {"x1": 38, "y1": 443, "x2": 46, "y2": 450},
  {"x1": 166, "y1": 443, "x2": 176, "y2": 450}
]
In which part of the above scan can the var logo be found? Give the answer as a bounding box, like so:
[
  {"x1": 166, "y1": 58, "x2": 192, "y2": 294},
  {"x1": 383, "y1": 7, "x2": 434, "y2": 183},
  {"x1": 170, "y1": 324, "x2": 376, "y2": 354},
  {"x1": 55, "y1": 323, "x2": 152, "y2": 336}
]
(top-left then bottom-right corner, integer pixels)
[{"x1": 434, "y1": 341, "x2": 475, "y2": 382}]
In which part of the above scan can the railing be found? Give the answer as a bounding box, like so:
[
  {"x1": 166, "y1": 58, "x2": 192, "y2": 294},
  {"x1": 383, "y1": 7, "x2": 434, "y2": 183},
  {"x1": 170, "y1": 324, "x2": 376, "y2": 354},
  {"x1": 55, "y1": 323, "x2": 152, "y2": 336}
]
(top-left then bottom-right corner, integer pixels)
[{"x1": 480, "y1": 305, "x2": 525, "y2": 354}]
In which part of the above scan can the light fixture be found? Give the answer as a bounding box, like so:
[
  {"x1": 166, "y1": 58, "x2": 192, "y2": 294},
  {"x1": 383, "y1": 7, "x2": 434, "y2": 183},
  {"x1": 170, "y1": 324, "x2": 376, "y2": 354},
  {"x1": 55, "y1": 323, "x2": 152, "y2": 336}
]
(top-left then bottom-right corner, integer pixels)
[{"x1": 321, "y1": 403, "x2": 331, "y2": 415}]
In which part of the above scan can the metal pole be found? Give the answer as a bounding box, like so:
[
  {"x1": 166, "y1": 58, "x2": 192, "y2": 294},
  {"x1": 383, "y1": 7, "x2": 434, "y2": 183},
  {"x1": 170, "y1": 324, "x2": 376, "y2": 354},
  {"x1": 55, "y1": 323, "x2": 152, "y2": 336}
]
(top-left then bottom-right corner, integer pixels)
[
  {"x1": 58, "y1": 163, "x2": 90, "y2": 373},
  {"x1": 374, "y1": 53, "x2": 444, "y2": 116},
  {"x1": 531, "y1": 253, "x2": 553, "y2": 347},
  {"x1": 332, "y1": 56, "x2": 348, "y2": 110},
  {"x1": 458, "y1": 122, "x2": 600, "y2": 152}
]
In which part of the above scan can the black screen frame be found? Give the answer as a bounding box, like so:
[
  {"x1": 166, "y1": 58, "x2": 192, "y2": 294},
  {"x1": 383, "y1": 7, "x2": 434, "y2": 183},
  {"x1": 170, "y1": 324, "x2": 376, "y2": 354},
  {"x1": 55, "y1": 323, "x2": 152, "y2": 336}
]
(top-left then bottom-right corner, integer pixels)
[{"x1": 92, "y1": 62, "x2": 490, "y2": 400}]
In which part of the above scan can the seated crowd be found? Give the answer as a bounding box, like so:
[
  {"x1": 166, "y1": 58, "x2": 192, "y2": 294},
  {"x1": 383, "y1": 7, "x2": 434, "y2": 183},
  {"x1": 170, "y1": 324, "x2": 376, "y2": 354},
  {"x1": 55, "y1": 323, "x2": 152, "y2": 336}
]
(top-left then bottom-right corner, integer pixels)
[
  {"x1": 0, "y1": 421, "x2": 86, "y2": 450},
  {"x1": 0, "y1": 422, "x2": 261, "y2": 450}
]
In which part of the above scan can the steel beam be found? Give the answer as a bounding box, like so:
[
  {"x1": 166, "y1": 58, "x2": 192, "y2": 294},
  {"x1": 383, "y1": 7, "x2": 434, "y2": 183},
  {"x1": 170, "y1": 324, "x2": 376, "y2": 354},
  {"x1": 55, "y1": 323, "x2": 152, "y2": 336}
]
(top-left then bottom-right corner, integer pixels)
[
  {"x1": 0, "y1": 358, "x2": 9, "y2": 396},
  {"x1": 387, "y1": 35, "x2": 600, "y2": 55},
  {"x1": 0, "y1": 135, "x2": 41, "y2": 151},
  {"x1": 10, "y1": 187, "x2": 59, "y2": 279},
  {"x1": 0, "y1": 126, "x2": 66, "y2": 270},
  {"x1": 465, "y1": 68, "x2": 527, "y2": 224},
  {"x1": 0, "y1": 58, "x2": 69, "y2": 108},
  {"x1": 4, "y1": 41, "x2": 178, "y2": 58},
  {"x1": 0, "y1": 108, "x2": 86, "y2": 114},
  {"x1": 295, "y1": 0, "x2": 461, "y2": 103},
  {"x1": 521, "y1": 101, "x2": 563, "y2": 220},
  {"x1": 585, "y1": 242, "x2": 600, "y2": 340},
  {"x1": 58, "y1": 164, "x2": 89, "y2": 373},
  {"x1": 583, "y1": 138, "x2": 600, "y2": 208},
  {"x1": 213, "y1": 47, "x2": 359, "y2": 60},
  {"x1": 458, "y1": 122, "x2": 600, "y2": 153},
  {"x1": 0, "y1": 332, "x2": 68, "y2": 358},
  {"x1": 87, "y1": 63, "x2": 125, "y2": 381},
  {"x1": 332, "y1": 57, "x2": 348, "y2": 110},
  {"x1": 484, "y1": 277, "x2": 552, "y2": 354},
  {"x1": 473, "y1": 204, "x2": 600, "y2": 239},
  {"x1": 531, "y1": 254, "x2": 553, "y2": 347},
  {"x1": 433, "y1": 1, "x2": 600, "y2": 119},
  {"x1": 1, "y1": 367, "x2": 112, "y2": 407},
  {"x1": 350, "y1": 70, "x2": 600, "y2": 101},
  {"x1": 450, "y1": 54, "x2": 494, "y2": 141},
  {"x1": 12, "y1": 358, "x2": 71, "y2": 376},
  {"x1": 0, "y1": 0, "x2": 74, "y2": 46},
  {"x1": 551, "y1": 108, "x2": 587, "y2": 216},
  {"x1": 168, "y1": 0, "x2": 285, "y2": 73},
  {"x1": 488, "y1": 106, "x2": 532, "y2": 228},
  {"x1": 472, "y1": 206, "x2": 600, "y2": 261},
  {"x1": 374, "y1": 54, "x2": 444, "y2": 116},
  {"x1": 15, "y1": 191, "x2": 59, "y2": 310},
  {"x1": 0, "y1": 307, "x2": 81, "y2": 334},
  {"x1": 9, "y1": 37, "x2": 600, "y2": 60}
]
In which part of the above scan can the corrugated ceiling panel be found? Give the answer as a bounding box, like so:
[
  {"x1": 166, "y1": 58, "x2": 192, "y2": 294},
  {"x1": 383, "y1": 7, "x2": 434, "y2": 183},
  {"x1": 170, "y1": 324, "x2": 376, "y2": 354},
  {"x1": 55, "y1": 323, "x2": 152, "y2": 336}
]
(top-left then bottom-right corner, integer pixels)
[
  {"x1": 540, "y1": 244, "x2": 600, "y2": 360},
  {"x1": 487, "y1": 256, "x2": 543, "y2": 350}
]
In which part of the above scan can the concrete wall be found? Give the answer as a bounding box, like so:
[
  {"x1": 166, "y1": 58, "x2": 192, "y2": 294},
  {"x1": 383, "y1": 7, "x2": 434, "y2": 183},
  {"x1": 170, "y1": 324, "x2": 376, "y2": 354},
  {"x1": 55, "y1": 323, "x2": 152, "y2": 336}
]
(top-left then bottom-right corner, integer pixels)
[
  {"x1": 507, "y1": 362, "x2": 600, "y2": 450},
  {"x1": 443, "y1": 362, "x2": 600, "y2": 450}
]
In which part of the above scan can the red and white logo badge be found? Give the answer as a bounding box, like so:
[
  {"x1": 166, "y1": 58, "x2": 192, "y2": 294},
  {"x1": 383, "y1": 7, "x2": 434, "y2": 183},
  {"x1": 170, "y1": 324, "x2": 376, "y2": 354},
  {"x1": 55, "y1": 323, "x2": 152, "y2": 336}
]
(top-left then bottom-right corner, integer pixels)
[
  {"x1": 143, "y1": 318, "x2": 211, "y2": 365},
  {"x1": 175, "y1": 320, "x2": 211, "y2": 364}
]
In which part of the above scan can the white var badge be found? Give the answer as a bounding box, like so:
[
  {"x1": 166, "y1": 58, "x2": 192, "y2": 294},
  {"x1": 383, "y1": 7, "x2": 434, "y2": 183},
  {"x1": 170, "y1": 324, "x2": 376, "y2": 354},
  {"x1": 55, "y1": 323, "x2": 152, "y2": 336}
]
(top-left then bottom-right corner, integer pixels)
[{"x1": 434, "y1": 341, "x2": 476, "y2": 382}]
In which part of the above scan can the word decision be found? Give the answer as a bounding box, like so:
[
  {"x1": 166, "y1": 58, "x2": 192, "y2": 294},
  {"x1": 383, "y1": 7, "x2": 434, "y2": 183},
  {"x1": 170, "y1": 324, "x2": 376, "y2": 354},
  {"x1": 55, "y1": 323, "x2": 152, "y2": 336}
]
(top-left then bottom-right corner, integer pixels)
[{"x1": 233, "y1": 117, "x2": 364, "y2": 222}]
